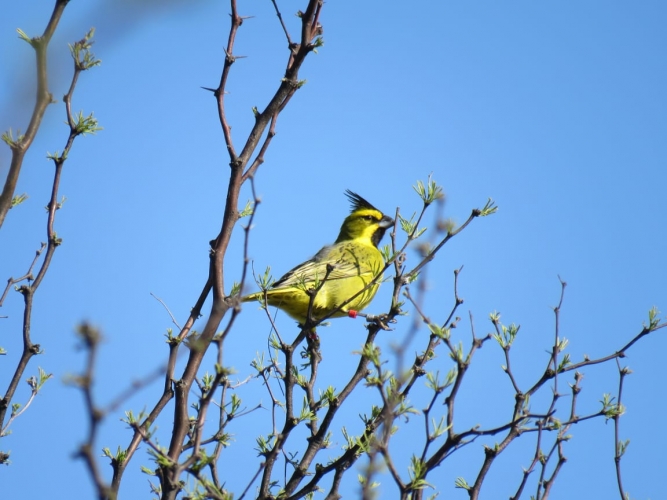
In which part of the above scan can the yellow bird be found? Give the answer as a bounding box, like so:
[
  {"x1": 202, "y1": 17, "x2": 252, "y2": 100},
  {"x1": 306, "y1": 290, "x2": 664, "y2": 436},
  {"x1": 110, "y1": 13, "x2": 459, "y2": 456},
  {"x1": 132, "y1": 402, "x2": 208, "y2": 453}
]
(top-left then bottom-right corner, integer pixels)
[{"x1": 243, "y1": 191, "x2": 394, "y2": 324}]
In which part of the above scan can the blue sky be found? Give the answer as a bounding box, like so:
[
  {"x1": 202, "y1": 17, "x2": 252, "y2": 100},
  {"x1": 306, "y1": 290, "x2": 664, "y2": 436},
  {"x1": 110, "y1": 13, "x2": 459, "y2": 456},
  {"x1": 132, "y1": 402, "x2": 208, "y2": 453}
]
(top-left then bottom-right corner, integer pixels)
[{"x1": 1, "y1": 1, "x2": 666, "y2": 498}]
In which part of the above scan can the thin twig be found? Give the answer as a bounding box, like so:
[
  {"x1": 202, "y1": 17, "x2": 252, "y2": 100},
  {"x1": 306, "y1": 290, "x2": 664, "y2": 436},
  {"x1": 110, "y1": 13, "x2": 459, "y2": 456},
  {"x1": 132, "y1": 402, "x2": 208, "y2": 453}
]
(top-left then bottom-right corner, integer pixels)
[{"x1": 150, "y1": 293, "x2": 182, "y2": 330}]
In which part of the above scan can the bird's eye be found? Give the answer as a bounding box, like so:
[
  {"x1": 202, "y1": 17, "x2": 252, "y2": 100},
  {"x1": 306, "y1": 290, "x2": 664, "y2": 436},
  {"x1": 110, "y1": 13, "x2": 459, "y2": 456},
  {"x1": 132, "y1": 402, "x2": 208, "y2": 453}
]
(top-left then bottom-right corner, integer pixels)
[{"x1": 364, "y1": 215, "x2": 375, "y2": 221}]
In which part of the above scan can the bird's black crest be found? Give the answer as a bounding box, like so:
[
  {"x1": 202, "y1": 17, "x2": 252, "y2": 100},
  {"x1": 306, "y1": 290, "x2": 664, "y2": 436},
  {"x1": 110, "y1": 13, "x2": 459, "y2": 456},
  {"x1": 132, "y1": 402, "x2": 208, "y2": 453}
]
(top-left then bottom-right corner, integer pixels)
[{"x1": 345, "y1": 190, "x2": 379, "y2": 213}]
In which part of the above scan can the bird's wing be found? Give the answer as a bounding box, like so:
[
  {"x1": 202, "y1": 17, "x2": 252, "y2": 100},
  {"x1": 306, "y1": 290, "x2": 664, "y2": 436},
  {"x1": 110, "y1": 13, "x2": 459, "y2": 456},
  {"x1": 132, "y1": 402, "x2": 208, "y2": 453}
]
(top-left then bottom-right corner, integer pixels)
[{"x1": 271, "y1": 244, "x2": 373, "y2": 289}]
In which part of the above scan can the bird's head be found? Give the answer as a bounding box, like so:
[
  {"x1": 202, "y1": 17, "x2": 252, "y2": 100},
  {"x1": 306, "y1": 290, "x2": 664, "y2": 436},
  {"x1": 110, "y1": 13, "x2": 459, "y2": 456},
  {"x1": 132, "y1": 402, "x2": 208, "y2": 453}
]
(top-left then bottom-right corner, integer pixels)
[{"x1": 335, "y1": 190, "x2": 394, "y2": 247}]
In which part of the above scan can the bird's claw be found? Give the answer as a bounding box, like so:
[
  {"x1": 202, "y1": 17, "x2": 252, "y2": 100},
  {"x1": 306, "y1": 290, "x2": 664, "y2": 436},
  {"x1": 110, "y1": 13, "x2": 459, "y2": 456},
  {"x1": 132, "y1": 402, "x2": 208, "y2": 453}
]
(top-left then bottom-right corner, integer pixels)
[
  {"x1": 365, "y1": 313, "x2": 395, "y2": 331},
  {"x1": 305, "y1": 328, "x2": 321, "y2": 350}
]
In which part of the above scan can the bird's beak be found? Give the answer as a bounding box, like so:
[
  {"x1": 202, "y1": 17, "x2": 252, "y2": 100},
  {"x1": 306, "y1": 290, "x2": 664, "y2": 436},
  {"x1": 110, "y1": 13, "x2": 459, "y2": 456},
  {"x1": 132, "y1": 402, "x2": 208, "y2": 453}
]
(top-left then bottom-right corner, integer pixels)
[{"x1": 379, "y1": 215, "x2": 394, "y2": 228}]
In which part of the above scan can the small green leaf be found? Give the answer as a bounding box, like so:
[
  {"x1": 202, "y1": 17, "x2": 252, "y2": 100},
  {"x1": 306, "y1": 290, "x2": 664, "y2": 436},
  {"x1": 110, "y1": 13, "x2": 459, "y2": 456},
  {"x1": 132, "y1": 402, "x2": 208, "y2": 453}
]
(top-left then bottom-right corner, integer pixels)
[
  {"x1": 239, "y1": 199, "x2": 254, "y2": 218},
  {"x1": 16, "y1": 28, "x2": 34, "y2": 46},
  {"x1": 644, "y1": 306, "x2": 661, "y2": 331},
  {"x1": 454, "y1": 477, "x2": 470, "y2": 490},
  {"x1": 10, "y1": 193, "x2": 28, "y2": 208},
  {"x1": 71, "y1": 110, "x2": 102, "y2": 136},
  {"x1": 477, "y1": 198, "x2": 497, "y2": 217},
  {"x1": 68, "y1": 28, "x2": 101, "y2": 70},
  {"x1": 413, "y1": 175, "x2": 444, "y2": 205}
]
